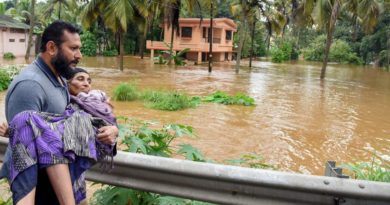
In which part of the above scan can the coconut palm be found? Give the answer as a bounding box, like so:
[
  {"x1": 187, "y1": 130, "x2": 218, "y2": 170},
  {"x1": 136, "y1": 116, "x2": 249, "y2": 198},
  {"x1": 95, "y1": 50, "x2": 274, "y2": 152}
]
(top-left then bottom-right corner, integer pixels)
[
  {"x1": 82, "y1": 0, "x2": 135, "y2": 71},
  {"x1": 43, "y1": 0, "x2": 77, "y2": 20},
  {"x1": 303, "y1": 0, "x2": 381, "y2": 79},
  {"x1": 25, "y1": 0, "x2": 35, "y2": 60}
]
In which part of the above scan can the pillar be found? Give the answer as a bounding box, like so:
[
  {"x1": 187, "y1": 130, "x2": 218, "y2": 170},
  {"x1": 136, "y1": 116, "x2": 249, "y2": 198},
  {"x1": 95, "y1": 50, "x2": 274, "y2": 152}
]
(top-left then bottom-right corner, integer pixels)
[
  {"x1": 197, "y1": 52, "x2": 202, "y2": 64},
  {"x1": 150, "y1": 49, "x2": 154, "y2": 60}
]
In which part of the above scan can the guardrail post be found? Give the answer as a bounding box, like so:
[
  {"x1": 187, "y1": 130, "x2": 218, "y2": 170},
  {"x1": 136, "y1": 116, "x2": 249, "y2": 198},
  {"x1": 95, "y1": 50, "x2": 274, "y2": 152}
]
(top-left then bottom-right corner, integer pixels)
[
  {"x1": 325, "y1": 161, "x2": 350, "y2": 205},
  {"x1": 325, "y1": 161, "x2": 349, "y2": 178}
]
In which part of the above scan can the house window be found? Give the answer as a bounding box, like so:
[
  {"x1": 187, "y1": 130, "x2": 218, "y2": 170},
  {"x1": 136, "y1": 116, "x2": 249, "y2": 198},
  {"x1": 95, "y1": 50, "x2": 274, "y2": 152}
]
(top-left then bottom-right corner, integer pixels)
[
  {"x1": 19, "y1": 39, "x2": 25, "y2": 42},
  {"x1": 226, "y1": 30, "x2": 232, "y2": 40},
  {"x1": 203, "y1": 27, "x2": 207, "y2": 38},
  {"x1": 9, "y1": 39, "x2": 15, "y2": 42},
  {"x1": 10, "y1": 28, "x2": 25, "y2": 33},
  {"x1": 181, "y1": 27, "x2": 192, "y2": 38}
]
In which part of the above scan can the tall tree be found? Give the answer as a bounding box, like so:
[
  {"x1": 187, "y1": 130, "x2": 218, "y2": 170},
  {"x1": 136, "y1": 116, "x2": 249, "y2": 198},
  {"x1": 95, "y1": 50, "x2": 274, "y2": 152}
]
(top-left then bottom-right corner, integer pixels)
[
  {"x1": 25, "y1": 0, "x2": 36, "y2": 61},
  {"x1": 44, "y1": 0, "x2": 76, "y2": 20},
  {"x1": 82, "y1": 0, "x2": 135, "y2": 71},
  {"x1": 304, "y1": 0, "x2": 381, "y2": 79}
]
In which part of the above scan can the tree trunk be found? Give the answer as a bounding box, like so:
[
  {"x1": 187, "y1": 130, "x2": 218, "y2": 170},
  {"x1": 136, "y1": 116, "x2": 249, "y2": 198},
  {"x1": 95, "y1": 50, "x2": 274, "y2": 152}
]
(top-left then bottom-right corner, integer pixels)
[
  {"x1": 208, "y1": 1, "x2": 213, "y2": 73},
  {"x1": 249, "y1": 20, "x2": 256, "y2": 68},
  {"x1": 58, "y1": 2, "x2": 61, "y2": 20},
  {"x1": 25, "y1": 0, "x2": 35, "y2": 61},
  {"x1": 167, "y1": 24, "x2": 175, "y2": 65},
  {"x1": 235, "y1": 1, "x2": 247, "y2": 74},
  {"x1": 320, "y1": 0, "x2": 340, "y2": 79},
  {"x1": 140, "y1": 21, "x2": 148, "y2": 59},
  {"x1": 119, "y1": 30, "x2": 124, "y2": 71}
]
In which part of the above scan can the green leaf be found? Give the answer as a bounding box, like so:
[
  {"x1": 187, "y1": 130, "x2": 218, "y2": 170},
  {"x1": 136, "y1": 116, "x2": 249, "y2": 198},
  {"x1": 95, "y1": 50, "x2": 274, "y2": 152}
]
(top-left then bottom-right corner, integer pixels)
[
  {"x1": 177, "y1": 144, "x2": 205, "y2": 162},
  {"x1": 129, "y1": 137, "x2": 148, "y2": 154}
]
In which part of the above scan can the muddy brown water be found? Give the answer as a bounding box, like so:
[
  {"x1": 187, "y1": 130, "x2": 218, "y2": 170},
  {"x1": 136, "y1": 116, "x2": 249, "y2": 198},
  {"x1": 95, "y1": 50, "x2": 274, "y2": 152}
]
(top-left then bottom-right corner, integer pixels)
[{"x1": 1, "y1": 56, "x2": 390, "y2": 176}]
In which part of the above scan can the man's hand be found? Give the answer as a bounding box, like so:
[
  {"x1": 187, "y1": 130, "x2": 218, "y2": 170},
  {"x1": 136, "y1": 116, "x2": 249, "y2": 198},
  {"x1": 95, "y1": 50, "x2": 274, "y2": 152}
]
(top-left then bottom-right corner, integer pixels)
[
  {"x1": 97, "y1": 125, "x2": 118, "y2": 145},
  {"x1": 0, "y1": 122, "x2": 9, "y2": 137}
]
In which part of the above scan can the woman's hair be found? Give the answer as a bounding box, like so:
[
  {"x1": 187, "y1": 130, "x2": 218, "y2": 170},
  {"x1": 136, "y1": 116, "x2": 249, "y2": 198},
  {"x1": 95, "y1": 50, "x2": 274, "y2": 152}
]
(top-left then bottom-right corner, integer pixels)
[{"x1": 68, "y1": 68, "x2": 89, "y2": 80}]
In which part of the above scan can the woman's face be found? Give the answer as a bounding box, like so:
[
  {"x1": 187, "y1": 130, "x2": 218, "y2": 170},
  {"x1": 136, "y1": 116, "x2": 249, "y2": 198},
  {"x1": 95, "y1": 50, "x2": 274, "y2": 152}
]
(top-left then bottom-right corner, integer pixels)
[{"x1": 68, "y1": 72, "x2": 91, "y2": 95}]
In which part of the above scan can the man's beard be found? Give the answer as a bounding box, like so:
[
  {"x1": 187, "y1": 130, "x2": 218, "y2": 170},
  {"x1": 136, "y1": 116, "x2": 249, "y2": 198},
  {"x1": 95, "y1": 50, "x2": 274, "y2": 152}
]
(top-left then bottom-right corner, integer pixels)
[{"x1": 51, "y1": 50, "x2": 79, "y2": 79}]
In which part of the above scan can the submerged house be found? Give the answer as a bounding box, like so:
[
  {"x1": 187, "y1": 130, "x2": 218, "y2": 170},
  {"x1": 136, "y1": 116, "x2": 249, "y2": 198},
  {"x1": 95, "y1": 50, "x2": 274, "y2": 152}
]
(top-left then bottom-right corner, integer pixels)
[
  {"x1": 0, "y1": 15, "x2": 34, "y2": 57},
  {"x1": 146, "y1": 18, "x2": 237, "y2": 63}
]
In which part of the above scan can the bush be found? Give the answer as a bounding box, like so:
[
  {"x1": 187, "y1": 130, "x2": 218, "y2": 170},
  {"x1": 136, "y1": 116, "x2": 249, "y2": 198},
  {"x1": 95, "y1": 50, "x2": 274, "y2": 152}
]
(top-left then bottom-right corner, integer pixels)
[
  {"x1": 102, "y1": 49, "x2": 118, "y2": 57},
  {"x1": 330, "y1": 40, "x2": 362, "y2": 64},
  {"x1": 270, "y1": 40, "x2": 297, "y2": 63},
  {"x1": 113, "y1": 83, "x2": 139, "y2": 101},
  {"x1": 142, "y1": 90, "x2": 196, "y2": 111},
  {"x1": 3, "y1": 52, "x2": 15, "y2": 60},
  {"x1": 80, "y1": 31, "x2": 97, "y2": 56},
  {"x1": 0, "y1": 69, "x2": 11, "y2": 91},
  {"x1": 302, "y1": 35, "x2": 363, "y2": 64},
  {"x1": 301, "y1": 35, "x2": 326, "y2": 61}
]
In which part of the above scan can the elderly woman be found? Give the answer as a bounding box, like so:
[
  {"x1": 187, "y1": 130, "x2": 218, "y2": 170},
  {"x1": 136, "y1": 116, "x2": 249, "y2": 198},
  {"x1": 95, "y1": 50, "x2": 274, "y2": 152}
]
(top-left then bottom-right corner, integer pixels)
[{"x1": 2, "y1": 68, "x2": 116, "y2": 205}]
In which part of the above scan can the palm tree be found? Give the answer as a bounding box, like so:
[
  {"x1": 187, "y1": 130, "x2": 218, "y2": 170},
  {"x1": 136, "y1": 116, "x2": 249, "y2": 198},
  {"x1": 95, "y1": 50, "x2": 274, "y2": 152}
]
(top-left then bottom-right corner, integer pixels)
[
  {"x1": 25, "y1": 0, "x2": 35, "y2": 61},
  {"x1": 304, "y1": 0, "x2": 381, "y2": 79},
  {"x1": 133, "y1": 0, "x2": 162, "y2": 59},
  {"x1": 82, "y1": 0, "x2": 135, "y2": 71},
  {"x1": 44, "y1": 0, "x2": 76, "y2": 20}
]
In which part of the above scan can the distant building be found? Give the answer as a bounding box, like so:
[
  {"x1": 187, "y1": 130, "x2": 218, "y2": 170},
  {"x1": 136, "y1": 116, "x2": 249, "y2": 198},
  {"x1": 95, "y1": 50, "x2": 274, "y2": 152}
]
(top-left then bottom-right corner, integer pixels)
[
  {"x1": 146, "y1": 18, "x2": 237, "y2": 63},
  {"x1": 0, "y1": 15, "x2": 34, "y2": 57}
]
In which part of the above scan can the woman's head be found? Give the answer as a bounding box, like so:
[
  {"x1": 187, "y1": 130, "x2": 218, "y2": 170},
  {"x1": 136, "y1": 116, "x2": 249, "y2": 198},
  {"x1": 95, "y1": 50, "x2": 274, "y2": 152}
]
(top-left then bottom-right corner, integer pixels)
[{"x1": 68, "y1": 67, "x2": 91, "y2": 96}]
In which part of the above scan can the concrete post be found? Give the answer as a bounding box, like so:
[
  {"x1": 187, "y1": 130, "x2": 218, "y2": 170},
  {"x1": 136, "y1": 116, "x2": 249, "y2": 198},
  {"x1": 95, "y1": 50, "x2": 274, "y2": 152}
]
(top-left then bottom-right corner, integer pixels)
[
  {"x1": 197, "y1": 52, "x2": 202, "y2": 64},
  {"x1": 150, "y1": 49, "x2": 154, "y2": 61}
]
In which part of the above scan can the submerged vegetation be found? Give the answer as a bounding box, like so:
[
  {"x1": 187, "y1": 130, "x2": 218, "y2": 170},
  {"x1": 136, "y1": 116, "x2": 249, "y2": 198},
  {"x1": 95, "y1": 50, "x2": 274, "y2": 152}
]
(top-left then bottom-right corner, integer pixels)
[
  {"x1": 113, "y1": 83, "x2": 139, "y2": 101},
  {"x1": 203, "y1": 91, "x2": 255, "y2": 106},
  {"x1": 142, "y1": 90, "x2": 198, "y2": 111},
  {"x1": 112, "y1": 83, "x2": 256, "y2": 111}
]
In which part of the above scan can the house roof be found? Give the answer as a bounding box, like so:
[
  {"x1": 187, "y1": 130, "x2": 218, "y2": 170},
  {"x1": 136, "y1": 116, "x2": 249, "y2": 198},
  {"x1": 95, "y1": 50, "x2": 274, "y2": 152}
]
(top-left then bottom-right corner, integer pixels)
[{"x1": 0, "y1": 15, "x2": 29, "y2": 29}]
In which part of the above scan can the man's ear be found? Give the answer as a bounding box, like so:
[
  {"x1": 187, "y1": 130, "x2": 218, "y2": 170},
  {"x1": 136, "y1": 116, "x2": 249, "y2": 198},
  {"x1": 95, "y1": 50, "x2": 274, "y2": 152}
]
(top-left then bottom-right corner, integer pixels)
[{"x1": 46, "y1": 41, "x2": 58, "y2": 56}]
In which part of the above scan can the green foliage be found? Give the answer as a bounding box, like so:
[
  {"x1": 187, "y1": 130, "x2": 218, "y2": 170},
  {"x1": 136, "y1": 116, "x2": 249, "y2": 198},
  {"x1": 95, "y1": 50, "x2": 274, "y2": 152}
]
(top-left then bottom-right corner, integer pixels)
[
  {"x1": 302, "y1": 35, "x2": 326, "y2": 61},
  {"x1": 3, "y1": 52, "x2": 15, "y2": 60},
  {"x1": 0, "y1": 179, "x2": 12, "y2": 205},
  {"x1": 160, "y1": 42, "x2": 190, "y2": 66},
  {"x1": 341, "y1": 158, "x2": 390, "y2": 182},
  {"x1": 177, "y1": 144, "x2": 206, "y2": 162},
  {"x1": 102, "y1": 49, "x2": 118, "y2": 57},
  {"x1": 330, "y1": 40, "x2": 363, "y2": 64},
  {"x1": 80, "y1": 31, "x2": 97, "y2": 57},
  {"x1": 302, "y1": 35, "x2": 363, "y2": 64},
  {"x1": 0, "y1": 69, "x2": 11, "y2": 91},
  {"x1": 270, "y1": 40, "x2": 298, "y2": 63},
  {"x1": 225, "y1": 153, "x2": 275, "y2": 169},
  {"x1": 142, "y1": 90, "x2": 197, "y2": 111},
  {"x1": 119, "y1": 119, "x2": 194, "y2": 157},
  {"x1": 113, "y1": 83, "x2": 139, "y2": 101},
  {"x1": 203, "y1": 91, "x2": 255, "y2": 106},
  {"x1": 92, "y1": 119, "x2": 217, "y2": 205},
  {"x1": 154, "y1": 51, "x2": 167, "y2": 65}
]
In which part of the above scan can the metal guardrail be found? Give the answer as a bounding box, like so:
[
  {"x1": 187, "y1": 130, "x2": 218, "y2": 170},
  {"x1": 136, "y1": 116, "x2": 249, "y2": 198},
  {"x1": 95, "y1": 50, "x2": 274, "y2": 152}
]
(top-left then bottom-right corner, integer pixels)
[{"x1": 1, "y1": 137, "x2": 390, "y2": 205}]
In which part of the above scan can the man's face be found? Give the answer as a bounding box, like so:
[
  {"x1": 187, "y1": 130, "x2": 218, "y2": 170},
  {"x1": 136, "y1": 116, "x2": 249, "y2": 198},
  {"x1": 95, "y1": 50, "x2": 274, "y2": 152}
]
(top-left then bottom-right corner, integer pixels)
[{"x1": 51, "y1": 30, "x2": 82, "y2": 79}]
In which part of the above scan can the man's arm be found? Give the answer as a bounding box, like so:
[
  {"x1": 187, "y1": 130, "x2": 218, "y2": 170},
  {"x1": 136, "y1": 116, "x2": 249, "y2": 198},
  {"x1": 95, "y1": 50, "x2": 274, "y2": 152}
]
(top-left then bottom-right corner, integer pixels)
[{"x1": 7, "y1": 80, "x2": 46, "y2": 121}]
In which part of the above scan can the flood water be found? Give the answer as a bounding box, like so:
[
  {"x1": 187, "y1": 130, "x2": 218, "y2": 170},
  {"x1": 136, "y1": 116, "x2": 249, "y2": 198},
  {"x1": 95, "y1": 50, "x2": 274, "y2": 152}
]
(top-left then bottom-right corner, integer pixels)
[{"x1": 1, "y1": 56, "x2": 390, "y2": 176}]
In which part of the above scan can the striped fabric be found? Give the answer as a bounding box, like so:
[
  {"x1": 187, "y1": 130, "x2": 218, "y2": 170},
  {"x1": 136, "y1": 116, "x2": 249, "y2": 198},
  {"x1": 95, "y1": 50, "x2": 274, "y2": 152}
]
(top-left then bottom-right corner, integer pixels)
[{"x1": 8, "y1": 103, "x2": 114, "y2": 203}]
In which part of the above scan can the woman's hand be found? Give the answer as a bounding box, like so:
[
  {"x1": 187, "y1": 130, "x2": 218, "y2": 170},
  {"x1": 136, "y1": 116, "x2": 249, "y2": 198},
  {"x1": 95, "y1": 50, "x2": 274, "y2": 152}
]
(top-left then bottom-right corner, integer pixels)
[
  {"x1": 97, "y1": 125, "x2": 118, "y2": 145},
  {"x1": 0, "y1": 122, "x2": 9, "y2": 137}
]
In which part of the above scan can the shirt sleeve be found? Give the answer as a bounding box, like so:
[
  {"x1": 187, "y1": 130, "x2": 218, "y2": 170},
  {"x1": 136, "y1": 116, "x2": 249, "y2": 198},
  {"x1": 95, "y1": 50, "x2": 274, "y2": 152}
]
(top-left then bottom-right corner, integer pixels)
[{"x1": 6, "y1": 80, "x2": 46, "y2": 122}]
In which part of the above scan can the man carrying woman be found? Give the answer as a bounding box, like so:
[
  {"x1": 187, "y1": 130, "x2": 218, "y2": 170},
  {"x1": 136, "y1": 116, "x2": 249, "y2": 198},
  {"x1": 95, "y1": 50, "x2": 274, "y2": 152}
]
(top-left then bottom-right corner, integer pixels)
[{"x1": 0, "y1": 21, "x2": 118, "y2": 205}]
